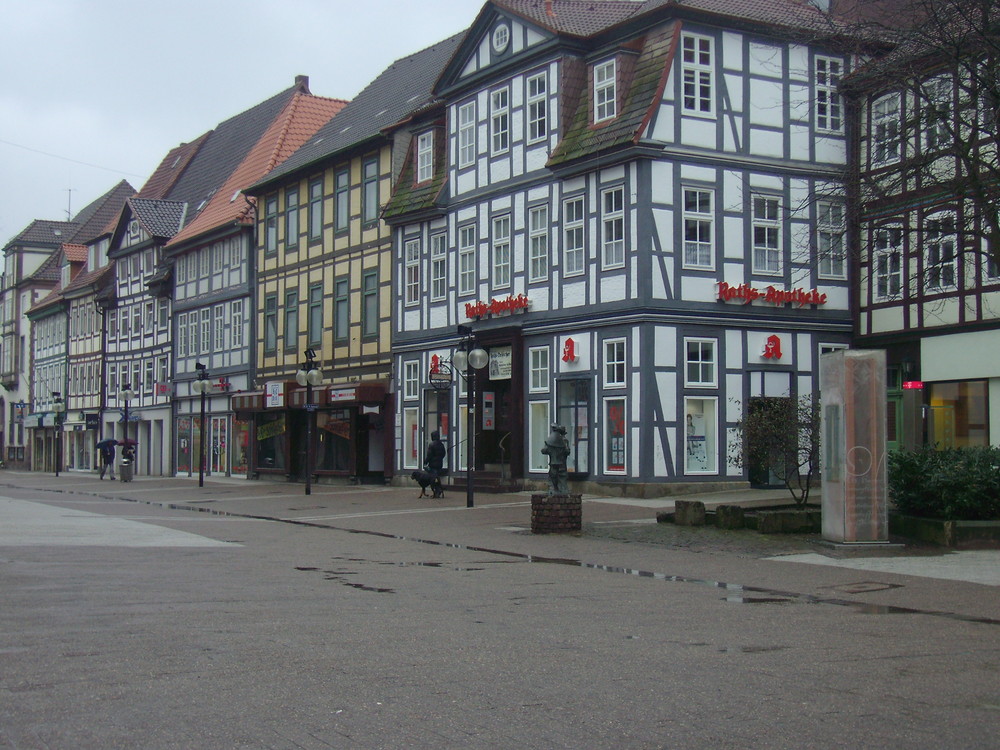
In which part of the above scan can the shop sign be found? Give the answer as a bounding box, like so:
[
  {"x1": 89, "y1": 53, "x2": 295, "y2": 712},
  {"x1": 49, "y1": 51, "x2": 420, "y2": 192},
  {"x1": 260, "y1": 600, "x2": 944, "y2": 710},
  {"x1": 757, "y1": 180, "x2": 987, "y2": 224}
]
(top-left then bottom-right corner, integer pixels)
[
  {"x1": 265, "y1": 381, "x2": 285, "y2": 408},
  {"x1": 902, "y1": 381, "x2": 924, "y2": 390},
  {"x1": 489, "y1": 346, "x2": 512, "y2": 380},
  {"x1": 718, "y1": 282, "x2": 827, "y2": 308},
  {"x1": 428, "y1": 354, "x2": 453, "y2": 391},
  {"x1": 464, "y1": 293, "x2": 530, "y2": 319},
  {"x1": 762, "y1": 334, "x2": 783, "y2": 360},
  {"x1": 329, "y1": 387, "x2": 357, "y2": 402},
  {"x1": 483, "y1": 391, "x2": 495, "y2": 430},
  {"x1": 85, "y1": 413, "x2": 100, "y2": 429},
  {"x1": 257, "y1": 415, "x2": 286, "y2": 441},
  {"x1": 562, "y1": 337, "x2": 577, "y2": 363}
]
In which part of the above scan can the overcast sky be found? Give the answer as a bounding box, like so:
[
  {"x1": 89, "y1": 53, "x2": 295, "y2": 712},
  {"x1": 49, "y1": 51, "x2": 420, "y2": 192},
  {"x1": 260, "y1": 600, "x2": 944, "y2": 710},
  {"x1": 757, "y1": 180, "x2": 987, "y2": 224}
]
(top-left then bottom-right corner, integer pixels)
[{"x1": 0, "y1": 0, "x2": 481, "y2": 246}]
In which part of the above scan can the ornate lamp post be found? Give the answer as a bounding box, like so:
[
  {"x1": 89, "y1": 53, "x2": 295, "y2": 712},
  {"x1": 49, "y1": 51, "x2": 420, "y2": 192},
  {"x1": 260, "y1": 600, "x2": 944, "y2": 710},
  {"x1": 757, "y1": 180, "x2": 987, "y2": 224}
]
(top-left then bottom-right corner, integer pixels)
[
  {"x1": 295, "y1": 348, "x2": 322, "y2": 495},
  {"x1": 453, "y1": 325, "x2": 489, "y2": 508},
  {"x1": 52, "y1": 392, "x2": 65, "y2": 477},
  {"x1": 193, "y1": 363, "x2": 210, "y2": 487},
  {"x1": 119, "y1": 384, "x2": 136, "y2": 481}
]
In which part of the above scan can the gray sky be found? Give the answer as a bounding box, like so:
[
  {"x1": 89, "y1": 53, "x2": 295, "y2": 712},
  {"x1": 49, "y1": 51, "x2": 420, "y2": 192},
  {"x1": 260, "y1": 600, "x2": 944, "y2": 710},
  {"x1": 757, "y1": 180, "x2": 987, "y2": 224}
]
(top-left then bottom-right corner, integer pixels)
[{"x1": 0, "y1": 0, "x2": 481, "y2": 246}]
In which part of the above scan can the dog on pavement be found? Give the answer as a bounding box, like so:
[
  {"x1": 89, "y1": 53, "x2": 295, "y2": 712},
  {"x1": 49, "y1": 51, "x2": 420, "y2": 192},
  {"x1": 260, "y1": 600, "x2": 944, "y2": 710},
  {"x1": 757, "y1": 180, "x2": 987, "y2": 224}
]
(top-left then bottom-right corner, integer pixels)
[{"x1": 410, "y1": 470, "x2": 440, "y2": 498}]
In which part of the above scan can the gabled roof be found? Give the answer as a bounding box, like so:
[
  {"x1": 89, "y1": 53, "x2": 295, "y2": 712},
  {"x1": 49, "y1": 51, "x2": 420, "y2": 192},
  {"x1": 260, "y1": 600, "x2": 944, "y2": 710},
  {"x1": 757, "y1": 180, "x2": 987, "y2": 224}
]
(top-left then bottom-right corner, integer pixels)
[
  {"x1": 62, "y1": 244, "x2": 88, "y2": 263},
  {"x1": 62, "y1": 263, "x2": 114, "y2": 298},
  {"x1": 494, "y1": 0, "x2": 641, "y2": 37},
  {"x1": 128, "y1": 198, "x2": 189, "y2": 239},
  {"x1": 251, "y1": 34, "x2": 465, "y2": 192},
  {"x1": 4, "y1": 220, "x2": 76, "y2": 251},
  {"x1": 69, "y1": 180, "x2": 135, "y2": 244},
  {"x1": 382, "y1": 114, "x2": 450, "y2": 222},
  {"x1": 167, "y1": 91, "x2": 347, "y2": 249},
  {"x1": 137, "y1": 135, "x2": 210, "y2": 200}
]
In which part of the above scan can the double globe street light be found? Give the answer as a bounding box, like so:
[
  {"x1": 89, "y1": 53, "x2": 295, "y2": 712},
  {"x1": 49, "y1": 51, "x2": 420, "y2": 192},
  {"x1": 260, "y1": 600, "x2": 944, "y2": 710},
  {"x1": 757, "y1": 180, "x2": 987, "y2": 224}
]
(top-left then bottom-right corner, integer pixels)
[
  {"x1": 296, "y1": 348, "x2": 322, "y2": 496},
  {"x1": 52, "y1": 392, "x2": 65, "y2": 477},
  {"x1": 192, "y1": 363, "x2": 211, "y2": 487},
  {"x1": 453, "y1": 325, "x2": 488, "y2": 509}
]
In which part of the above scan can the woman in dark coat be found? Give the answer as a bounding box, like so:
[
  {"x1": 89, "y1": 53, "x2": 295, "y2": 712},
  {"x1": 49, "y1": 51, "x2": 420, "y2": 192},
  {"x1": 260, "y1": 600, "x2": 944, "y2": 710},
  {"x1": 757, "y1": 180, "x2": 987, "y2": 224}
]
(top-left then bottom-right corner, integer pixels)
[{"x1": 425, "y1": 431, "x2": 446, "y2": 499}]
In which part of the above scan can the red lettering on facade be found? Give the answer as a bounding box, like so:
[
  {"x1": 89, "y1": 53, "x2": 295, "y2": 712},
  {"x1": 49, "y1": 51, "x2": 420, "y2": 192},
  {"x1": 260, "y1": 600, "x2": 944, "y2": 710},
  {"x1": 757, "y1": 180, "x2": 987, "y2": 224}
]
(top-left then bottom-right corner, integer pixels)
[
  {"x1": 718, "y1": 282, "x2": 827, "y2": 308},
  {"x1": 465, "y1": 293, "x2": 530, "y2": 319}
]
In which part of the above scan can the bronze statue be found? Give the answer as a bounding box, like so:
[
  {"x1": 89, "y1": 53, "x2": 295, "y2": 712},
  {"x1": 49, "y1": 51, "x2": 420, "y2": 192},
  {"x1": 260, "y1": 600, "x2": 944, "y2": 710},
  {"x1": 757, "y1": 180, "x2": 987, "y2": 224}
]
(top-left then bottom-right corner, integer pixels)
[{"x1": 541, "y1": 423, "x2": 570, "y2": 494}]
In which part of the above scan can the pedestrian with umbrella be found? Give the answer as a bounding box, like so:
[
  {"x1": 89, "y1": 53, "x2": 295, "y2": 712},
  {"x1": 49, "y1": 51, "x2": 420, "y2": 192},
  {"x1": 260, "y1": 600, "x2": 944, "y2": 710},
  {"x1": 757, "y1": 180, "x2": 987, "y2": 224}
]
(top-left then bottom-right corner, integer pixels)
[{"x1": 96, "y1": 438, "x2": 117, "y2": 480}]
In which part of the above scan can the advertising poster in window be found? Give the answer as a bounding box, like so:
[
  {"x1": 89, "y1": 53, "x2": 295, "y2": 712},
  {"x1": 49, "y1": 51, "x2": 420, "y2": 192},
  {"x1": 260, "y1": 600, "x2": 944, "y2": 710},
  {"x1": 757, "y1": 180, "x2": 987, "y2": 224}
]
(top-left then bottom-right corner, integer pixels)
[
  {"x1": 605, "y1": 398, "x2": 626, "y2": 473},
  {"x1": 686, "y1": 412, "x2": 709, "y2": 472}
]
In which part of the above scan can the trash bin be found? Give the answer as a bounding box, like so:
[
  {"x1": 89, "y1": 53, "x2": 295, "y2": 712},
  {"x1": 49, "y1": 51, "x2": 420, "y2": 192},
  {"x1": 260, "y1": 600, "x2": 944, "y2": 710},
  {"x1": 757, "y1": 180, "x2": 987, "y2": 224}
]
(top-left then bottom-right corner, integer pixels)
[{"x1": 120, "y1": 460, "x2": 133, "y2": 482}]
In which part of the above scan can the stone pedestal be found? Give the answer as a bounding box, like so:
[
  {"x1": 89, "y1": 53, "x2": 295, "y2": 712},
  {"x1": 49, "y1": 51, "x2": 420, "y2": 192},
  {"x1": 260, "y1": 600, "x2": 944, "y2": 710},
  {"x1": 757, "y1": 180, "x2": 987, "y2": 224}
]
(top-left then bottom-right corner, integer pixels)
[{"x1": 531, "y1": 494, "x2": 582, "y2": 533}]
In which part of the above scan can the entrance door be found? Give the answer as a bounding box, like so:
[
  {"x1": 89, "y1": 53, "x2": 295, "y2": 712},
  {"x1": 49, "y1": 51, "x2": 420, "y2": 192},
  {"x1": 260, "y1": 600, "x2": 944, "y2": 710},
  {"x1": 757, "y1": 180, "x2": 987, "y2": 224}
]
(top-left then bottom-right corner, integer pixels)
[{"x1": 211, "y1": 416, "x2": 228, "y2": 475}]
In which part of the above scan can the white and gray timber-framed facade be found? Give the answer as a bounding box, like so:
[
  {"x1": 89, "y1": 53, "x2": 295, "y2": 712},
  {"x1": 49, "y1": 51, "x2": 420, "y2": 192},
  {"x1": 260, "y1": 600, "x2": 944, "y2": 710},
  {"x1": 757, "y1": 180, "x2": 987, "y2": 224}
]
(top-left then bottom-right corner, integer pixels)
[{"x1": 385, "y1": 0, "x2": 855, "y2": 495}]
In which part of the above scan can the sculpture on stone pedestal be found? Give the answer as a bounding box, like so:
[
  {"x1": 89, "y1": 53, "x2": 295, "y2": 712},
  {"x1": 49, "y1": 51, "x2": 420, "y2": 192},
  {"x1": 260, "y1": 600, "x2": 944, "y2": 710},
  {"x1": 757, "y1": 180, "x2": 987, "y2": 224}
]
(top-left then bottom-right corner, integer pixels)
[{"x1": 541, "y1": 423, "x2": 570, "y2": 495}]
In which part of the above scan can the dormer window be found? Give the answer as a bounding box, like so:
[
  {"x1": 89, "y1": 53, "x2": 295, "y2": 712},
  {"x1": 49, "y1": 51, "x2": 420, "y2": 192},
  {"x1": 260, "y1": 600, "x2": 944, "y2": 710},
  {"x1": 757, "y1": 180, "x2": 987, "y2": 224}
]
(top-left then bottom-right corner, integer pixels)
[
  {"x1": 416, "y1": 131, "x2": 434, "y2": 183},
  {"x1": 594, "y1": 59, "x2": 617, "y2": 122}
]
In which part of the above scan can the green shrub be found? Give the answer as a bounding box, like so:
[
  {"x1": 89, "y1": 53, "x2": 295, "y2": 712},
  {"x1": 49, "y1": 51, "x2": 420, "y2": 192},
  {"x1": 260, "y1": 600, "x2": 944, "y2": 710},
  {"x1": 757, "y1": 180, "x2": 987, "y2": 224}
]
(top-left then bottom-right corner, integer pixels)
[{"x1": 887, "y1": 446, "x2": 1000, "y2": 520}]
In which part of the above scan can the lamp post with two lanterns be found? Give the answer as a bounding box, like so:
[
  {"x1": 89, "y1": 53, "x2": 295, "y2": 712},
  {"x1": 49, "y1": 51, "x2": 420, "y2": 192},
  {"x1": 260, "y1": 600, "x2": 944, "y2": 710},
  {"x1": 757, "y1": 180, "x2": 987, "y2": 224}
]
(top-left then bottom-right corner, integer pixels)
[
  {"x1": 192, "y1": 363, "x2": 210, "y2": 487},
  {"x1": 296, "y1": 348, "x2": 322, "y2": 496},
  {"x1": 452, "y1": 325, "x2": 489, "y2": 509},
  {"x1": 52, "y1": 392, "x2": 65, "y2": 477},
  {"x1": 118, "y1": 384, "x2": 136, "y2": 482}
]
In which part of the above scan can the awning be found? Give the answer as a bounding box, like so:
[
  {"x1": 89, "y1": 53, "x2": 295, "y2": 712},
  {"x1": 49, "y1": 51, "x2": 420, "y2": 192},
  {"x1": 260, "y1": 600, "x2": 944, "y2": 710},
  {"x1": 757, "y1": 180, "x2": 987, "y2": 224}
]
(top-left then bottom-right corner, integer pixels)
[{"x1": 231, "y1": 391, "x2": 264, "y2": 411}]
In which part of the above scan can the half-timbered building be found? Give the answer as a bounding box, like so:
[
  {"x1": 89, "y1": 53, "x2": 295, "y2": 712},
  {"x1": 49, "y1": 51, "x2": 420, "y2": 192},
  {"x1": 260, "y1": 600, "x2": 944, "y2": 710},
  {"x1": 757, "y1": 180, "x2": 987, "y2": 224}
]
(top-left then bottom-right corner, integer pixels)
[
  {"x1": 163, "y1": 80, "x2": 344, "y2": 480},
  {"x1": 243, "y1": 35, "x2": 461, "y2": 484},
  {"x1": 386, "y1": 0, "x2": 856, "y2": 495}
]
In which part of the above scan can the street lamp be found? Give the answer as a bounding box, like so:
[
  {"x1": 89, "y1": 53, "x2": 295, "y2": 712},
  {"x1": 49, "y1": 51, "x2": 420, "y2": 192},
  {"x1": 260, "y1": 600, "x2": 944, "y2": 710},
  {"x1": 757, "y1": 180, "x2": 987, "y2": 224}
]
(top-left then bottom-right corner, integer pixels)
[
  {"x1": 52, "y1": 392, "x2": 65, "y2": 477},
  {"x1": 119, "y1": 384, "x2": 136, "y2": 482},
  {"x1": 192, "y1": 363, "x2": 210, "y2": 487},
  {"x1": 453, "y1": 325, "x2": 489, "y2": 508},
  {"x1": 295, "y1": 348, "x2": 322, "y2": 495}
]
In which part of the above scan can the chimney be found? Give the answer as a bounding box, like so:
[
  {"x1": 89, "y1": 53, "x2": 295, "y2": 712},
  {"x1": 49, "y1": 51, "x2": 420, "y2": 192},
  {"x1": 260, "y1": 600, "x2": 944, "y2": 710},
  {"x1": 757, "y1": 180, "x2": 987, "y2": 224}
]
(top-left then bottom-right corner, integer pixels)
[
  {"x1": 546, "y1": 0, "x2": 555, "y2": 19},
  {"x1": 295, "y1": 75, "x2": 310, "y2": 94}
]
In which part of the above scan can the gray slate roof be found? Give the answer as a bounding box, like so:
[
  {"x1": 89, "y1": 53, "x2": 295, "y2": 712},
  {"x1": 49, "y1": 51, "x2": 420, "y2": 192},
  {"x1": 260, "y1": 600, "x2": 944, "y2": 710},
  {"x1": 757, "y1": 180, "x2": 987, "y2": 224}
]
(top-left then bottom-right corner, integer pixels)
[
  {"x1": 252, "y1": 32, "x2": 465, "y2": 191},
  {"x1": 129, "y1": 198, "x2": 189, "y2": 238}
]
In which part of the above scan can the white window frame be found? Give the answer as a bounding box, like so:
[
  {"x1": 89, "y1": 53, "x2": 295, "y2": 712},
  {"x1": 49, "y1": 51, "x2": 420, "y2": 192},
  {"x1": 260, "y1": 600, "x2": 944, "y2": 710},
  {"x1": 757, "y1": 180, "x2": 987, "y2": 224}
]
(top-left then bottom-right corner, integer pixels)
[
  {"x1": 403, "y1": 407, "x2": 419, "y2": 470},
  {"x1": 751, "y1": 195, "x2": 781, "y2": 275},
  {"x1": 430, "y1": 233, "x2": 447, "y2": 301},
  {"x1": 491, "y1": 87, "x2": 510, "y2": 154},
  {"x1": 232, "y1": 299, "x2": 245, "y2": 349},
  {"x1": 594, "y1": 59, "x2": 617, "y2": 122},
  {"x1": 815, "y1": 56, "x2": 843, "y2": 133},
  {"x1": 403, "y1": 360, "x2": 420, "y2": 401},
  {"x1": 492, "y1": 215, "x2": 511, "y2": 288},
  {"x1": 529, "y1": 205, "x2": 549, "y2": 282},
  {"x1": 925, "y1": 212, "x2": 957, "y2": 291},
  {"x1": 404, "y1": 238, "x2": 421, "y2": 306},
  {"x1": 214, "y1": 305, "x2": 225, "y2": 352},
  {"x1": 684, "y1": 338, "x2": 717, "y2": 388},
  {"x1": 817, "y1": 200, "x2": 846, "y2": 279},
  {"x1": 602, "y1": 187, "x2": 625, "y2": 269},
  {"x1": 528, "y1": 401, "x2": 552, "y2": 473},
  {"x1": 603, "y1": 396, "x2": 627, "y2": 475},
  {"x1": 458, "y1": 101, "x2": 476, "y2": 167},
  {"x1": 416, "y1": 131, "x2": 434, "y2": 183},
  {"x1": 527, "y1": 72, "x2": 548, "y2": 143},
  {"x1": 458, "y1": 225, "x2": 476, "y2": 295},
  {"x1": 563, "y1": 197, "x2": 585, "y2": 277},
  {"x1": 177, "y1": 312, "x2": 188, "y2": 357},
  {"x1": 603, "y1": 338, "x2": 626, "y2": 388},
  {"x1": 923, "y1": 75, "x2": 952, "y2": 152},
  {"x1": 874, "y1": 225, "x2": 903, "y2": 300},
  {"x1": 681, "y1": 34, "x2": 714, "y2": 115},
  {"x1": 872, "y1": 93, "x2": 901, "y2": 166},
  {"x1": 529, "y1": 346, "x2": 550, "y2": 393},
  {"x1": 682, "y1": 187, "x2": 713, "y2": 269}
]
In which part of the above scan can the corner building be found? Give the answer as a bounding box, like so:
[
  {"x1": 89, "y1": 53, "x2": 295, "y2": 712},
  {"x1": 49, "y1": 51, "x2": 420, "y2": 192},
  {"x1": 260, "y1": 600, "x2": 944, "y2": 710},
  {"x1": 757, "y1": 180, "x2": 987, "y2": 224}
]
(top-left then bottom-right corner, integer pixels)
[{"x1": 386, "y1": 0, "x2": 855, "y2": 495}]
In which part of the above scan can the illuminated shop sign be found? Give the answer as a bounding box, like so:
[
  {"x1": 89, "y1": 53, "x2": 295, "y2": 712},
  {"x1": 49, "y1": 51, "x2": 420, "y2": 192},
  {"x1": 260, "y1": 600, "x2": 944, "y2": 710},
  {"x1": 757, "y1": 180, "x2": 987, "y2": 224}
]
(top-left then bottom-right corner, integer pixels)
[
  {"x1": 464, "y1": 293, "x2": 530, "y2": 319},
  {"x1": 717, "y1": 282, "x2": 827, "y2": 307}
]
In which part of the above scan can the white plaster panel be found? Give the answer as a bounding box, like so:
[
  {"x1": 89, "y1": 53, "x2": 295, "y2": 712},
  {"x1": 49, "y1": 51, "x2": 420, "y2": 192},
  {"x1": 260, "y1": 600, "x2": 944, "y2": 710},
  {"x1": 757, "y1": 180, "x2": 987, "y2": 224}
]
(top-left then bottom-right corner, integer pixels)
[
  {"x1": 654, "y1": 326, "x2": 677, "y2": 368},
  {"x1": 764, "y1": 371, "x2": 792, "y2": 397},
  {"x1": 991, "y1": 379, "x2": 1000, "y2": 447},
  {"x1": 601, "y1": 274, "x2": 626, "y2": 302},
  {"x1": 526, "y1": 147, "x2": 548, "y2": 172},
  {"x1": 559, "y1": 332, "x2": 590, "y2": 372},
  {"x1": 814, "y1": 136, "x2": 846, "y2": 166},
  {"x1": 748, "y1": 42, "x2": 783, "y2": 78},
  {"x1": 562, "y1": 280, "x2": 587, "y2": 308},
  {"x1": 682, "y1": 276, "x2": 719, "y2": 304},
  {"x1": 656, "y1": 371, "x2": 678, "y2": 422},
  {"x1": 679, "y1": 164, "x2": 716, "y2": 184},
  {"x1": 722, "y1": 169, "x2": 742, "y2": 200},
  {"x1": 747, "y1": 173, "x2": 783, "y2": 191},
  {"x1": 681, "y1": 117, "x2": 717, "y2": 149},
  {"x1": 491, "y1": 194, "x2": 512, "y2": 212},
  {"x1": 653, "y1": 430, "x2": 669, "y2": 477},
  {"x1": 651, "y1": 161, "x2": 673, "y2": 198},
  {"x1": 726, "y1": 375, "x2": 743, "y2": 421},
  {"x1": 527, "y1": 184, "x2": 550, "y2": 203},
  {"x1": 428, "y1": 306, "x2": 449, "y2": 330},
  {"x1": 725, "y1": 330, "x2": 743, "y2": 367},
  {"x1": 749, "y1": 127, "x2": 784, "y2": 159},
  {"x1": 562, "y1": 175, "x2": 586, "y2": 194},
  {"x1": 723, "y1": 72, "x2": 744, "y2": 112},
  {"x1": 797, "y1": 334, "x2": 812, "y2": 370},
  {"x1": 789, "y1": 124, "x2": 811, "y2": 162},
  {"x1": 869, "y1": 306, "x2": 904, "y2": 335},
  {"x1": 922, "y1": 330, "x2": 1000, "y2": 381},
  {"x1": 797, "y1": 375, "x2": 814, "y2": 398},
  {"x1": 601, "y1": 164, "x2": 626, "y2": 182},
  {"x1": 491, "y1": 159, "x2": 510, "y2": 183},
  {"x1": 819, "y1": 286, "x2": 849, "y2": 310},
  {"x1": 726, "y1": 427, "x2": 742, "y2": 475},
  {"x1": 651, "y1": 104, "x2": 675, "y2": 141},
  {"x1": 525, "y1": 25, "x2": 544, "y2": 47},
  {"x1": 455, "y1": 205, "x2": 476, "y2": 224},
  {"x1": 720, "y1": 32, "x2": 742, "y2": 70}
]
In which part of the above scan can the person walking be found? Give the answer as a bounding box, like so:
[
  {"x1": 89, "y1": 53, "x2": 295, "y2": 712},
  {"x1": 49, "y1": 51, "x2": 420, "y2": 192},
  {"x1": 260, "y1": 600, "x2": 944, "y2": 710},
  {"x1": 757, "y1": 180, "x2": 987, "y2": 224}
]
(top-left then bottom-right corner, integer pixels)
[
  {"x1": 97, "y1": 439, "x2": 116, "y2": 480},
  {"x1": 424, "y1": 430, "x2": 446, "y2": 499}
]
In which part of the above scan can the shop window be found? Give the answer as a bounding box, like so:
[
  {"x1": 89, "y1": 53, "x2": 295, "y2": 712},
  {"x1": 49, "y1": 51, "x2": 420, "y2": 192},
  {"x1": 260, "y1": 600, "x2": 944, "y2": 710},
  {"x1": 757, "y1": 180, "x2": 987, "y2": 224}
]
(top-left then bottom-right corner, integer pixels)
[
  {"x1": 684, "y1": 397, "x2": 717, "y2": 474},
  {"x1": 256, "y1": 413, "x2": 287, "y2": 471},
  {"x1": 316, "y1": 410, "x2": 351, "y2": 471},
  {"x1": 528, "y1": 401, "x2": 551, "y2": 473},
  {"x1": 403, "y1": 407, "x2": 419, "y2": 469},
  {"x1": 928, "y1": 380, "x2": 989, "y2": 448},
  {"x1": 604, "y1": 397, "x2": 627, "y2": 474},
  {"x1": 557, "y1": 378, "x2": 590, "y2": 474}
]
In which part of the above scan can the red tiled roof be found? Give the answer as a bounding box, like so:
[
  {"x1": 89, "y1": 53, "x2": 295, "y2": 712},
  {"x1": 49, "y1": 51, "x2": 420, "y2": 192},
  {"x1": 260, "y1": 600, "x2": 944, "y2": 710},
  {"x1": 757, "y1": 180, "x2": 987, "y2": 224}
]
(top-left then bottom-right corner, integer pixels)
[
  {"x1": 495, "y1": 0, "x2": 642, "y2": 37},
  {"x1": 167, "y1": 92, "x2": 347, "y2": 248},
  {"x1": 62, "y1": 243, "x2": 88, "y2": 263},
  {"x1": 137, "y1": 134, "x2": 209, "y2": 200}
]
